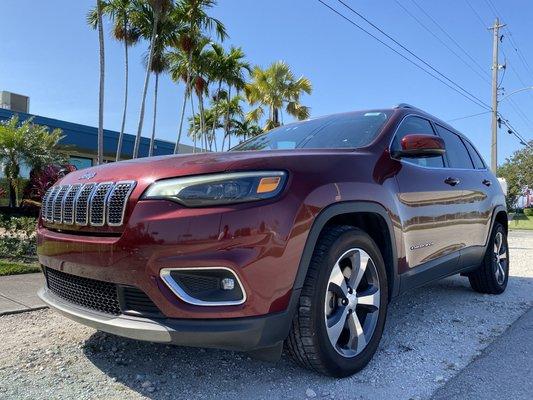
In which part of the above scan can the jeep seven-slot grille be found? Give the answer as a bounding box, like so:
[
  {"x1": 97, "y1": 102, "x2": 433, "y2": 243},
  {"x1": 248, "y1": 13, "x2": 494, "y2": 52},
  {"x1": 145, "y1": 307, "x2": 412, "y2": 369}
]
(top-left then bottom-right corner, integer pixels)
[
  {"x1": 42, "y1": 181, "x2": 135, "y2": 228},
  {"x1": 44, "y1": 268, "x2": 161, "y2": 317}
]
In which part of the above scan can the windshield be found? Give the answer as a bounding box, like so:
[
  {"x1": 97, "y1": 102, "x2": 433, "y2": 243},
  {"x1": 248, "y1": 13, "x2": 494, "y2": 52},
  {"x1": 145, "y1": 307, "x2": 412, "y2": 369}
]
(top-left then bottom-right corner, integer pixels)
[{"x1": 232, "y1": 110, "x2": 390, "y2": 151}]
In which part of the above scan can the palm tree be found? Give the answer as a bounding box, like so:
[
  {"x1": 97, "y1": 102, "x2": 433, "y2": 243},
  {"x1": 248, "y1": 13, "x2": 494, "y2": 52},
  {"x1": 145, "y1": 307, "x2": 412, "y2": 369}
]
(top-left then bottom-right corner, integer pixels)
[
  {"x1": 218, "y1": 94, "x2": 244, "y2": 150},
  {"x1": 0, "y1": 116, "x2": 65, "y2": 207},
  {"x1": 131, "y1": 0, "x2": 172, "y2": 159},
  {"x1": 231, "y1": 119, "x2": 262, "y2": 143},
  {"x1": 97, "y1": 0, "x2": 105, "y2": 164},
  {"x1": 245, "y1": 61, "x2": 312, "y2": 131},
  {"x1": 171, "y1": 0, "x2": 227, "y2": 154},
  {"x1": 204, "y1": 45, "x2": 250, "y2": 151},
  {"x1": 221, "y1": 47, "x2": 250, "y2": 150},
  {"x1": 88, "y1": 0, "x2": 141, "y2": 162}
]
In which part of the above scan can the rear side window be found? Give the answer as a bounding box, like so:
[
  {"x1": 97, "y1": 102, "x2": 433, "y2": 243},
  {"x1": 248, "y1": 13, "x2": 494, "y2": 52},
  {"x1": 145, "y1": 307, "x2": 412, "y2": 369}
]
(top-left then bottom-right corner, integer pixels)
[
  {"x1": 463, "y1": 140, "x2": 486, "y2": 169},
  {"x1": 391, "y1": 116, "x2": 444, "y2": 168},
  {"x1": 435, "y1": 125, "x2": 474, "y2": 169}
]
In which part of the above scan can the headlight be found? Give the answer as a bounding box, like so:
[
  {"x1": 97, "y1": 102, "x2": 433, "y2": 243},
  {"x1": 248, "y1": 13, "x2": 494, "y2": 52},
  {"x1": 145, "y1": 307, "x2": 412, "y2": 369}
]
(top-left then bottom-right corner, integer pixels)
[{"x1": 142, "y1": 171, "x2": 287, "y2": 207}]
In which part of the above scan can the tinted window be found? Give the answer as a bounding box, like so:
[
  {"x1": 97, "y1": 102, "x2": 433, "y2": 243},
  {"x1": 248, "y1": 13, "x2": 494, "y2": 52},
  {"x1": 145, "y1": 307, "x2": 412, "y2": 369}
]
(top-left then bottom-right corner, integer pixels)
[
  {"x1": 232, "y1": 111, "x2": 390, "y2": 151},
  {"x1": 435, "y1": 125, "x2": 474, "y2": 169},
  {"x1": 463, "y1": 140, "x2": 486, "y2": 169},
  {"x1": 391, "y1": 116, "x2": 444, "y2": 168}
]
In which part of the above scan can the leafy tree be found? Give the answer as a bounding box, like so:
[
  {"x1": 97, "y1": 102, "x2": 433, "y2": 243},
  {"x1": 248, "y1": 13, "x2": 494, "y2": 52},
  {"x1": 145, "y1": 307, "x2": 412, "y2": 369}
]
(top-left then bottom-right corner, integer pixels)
[
  {"x1": 0, "y1": 116, "x2": 65, "y2": 207},
  {"x1": 498, "y1": 141, "x2": 533, "y2": 210},
  {"x1": 245, "y1": 61, "x2": 312, "y2": 130}
]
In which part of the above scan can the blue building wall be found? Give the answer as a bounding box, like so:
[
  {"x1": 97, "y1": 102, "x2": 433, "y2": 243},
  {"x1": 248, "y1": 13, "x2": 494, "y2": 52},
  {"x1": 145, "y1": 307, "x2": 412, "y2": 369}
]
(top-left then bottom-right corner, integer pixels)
[{"x1": 0, "y1": 108, "x2": 193, "y2": 160}]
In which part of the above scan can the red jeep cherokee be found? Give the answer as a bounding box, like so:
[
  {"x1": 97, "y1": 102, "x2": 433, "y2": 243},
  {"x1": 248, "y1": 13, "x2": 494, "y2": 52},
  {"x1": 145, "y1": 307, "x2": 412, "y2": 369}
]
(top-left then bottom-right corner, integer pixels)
[{"x1": 37, "y1": 104, "x2": 509, "y2": 377}]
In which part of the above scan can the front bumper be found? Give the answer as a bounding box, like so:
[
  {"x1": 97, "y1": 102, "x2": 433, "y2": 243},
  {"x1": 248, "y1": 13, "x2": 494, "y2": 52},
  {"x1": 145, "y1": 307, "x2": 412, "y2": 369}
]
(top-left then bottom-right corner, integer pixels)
[{"x1": 38, "y1": 286, "x2": 297, "y2": 351}]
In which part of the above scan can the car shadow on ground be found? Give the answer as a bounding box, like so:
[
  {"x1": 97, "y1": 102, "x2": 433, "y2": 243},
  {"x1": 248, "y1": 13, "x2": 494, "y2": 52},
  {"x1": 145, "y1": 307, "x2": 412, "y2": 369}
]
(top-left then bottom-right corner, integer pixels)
[{"x1": 82, "y1": 274, "x2": 533, "y2": 400}]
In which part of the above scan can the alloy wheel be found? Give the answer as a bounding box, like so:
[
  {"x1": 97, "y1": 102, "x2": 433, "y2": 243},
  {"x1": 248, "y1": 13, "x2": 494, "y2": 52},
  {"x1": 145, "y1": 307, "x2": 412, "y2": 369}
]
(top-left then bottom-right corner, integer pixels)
[
  {"x1": 324, "y1": 248, "x2": 380, "y2": 358},
  {"x1": 493, "y1": 231, "x2": 508, "y2": 285}
]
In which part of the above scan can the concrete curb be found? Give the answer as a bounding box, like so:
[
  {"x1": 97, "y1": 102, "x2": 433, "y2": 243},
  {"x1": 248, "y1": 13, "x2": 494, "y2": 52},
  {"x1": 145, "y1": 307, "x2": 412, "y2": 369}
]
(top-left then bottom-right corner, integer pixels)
[{"x1": 0, "y1": 305, "x2": 49, "y2": 317}]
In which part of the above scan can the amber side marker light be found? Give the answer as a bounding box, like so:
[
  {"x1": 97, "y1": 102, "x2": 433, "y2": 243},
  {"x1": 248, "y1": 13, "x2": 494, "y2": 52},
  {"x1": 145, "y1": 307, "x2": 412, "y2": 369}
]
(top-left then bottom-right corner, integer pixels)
[{"x1": 257, "y1": 176, "x2": 282, "y2": 194}]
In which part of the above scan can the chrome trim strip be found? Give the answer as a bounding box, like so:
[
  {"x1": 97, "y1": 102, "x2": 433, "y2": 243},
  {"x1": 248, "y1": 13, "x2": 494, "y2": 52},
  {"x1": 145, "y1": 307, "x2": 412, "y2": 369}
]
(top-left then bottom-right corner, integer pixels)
[
  {"x1": 49, "y1": 186, "x2": 63, "y2": 222},
  {"x1": 57, "y1": 185, "x2": 72, "y2": 224},
  {"x1": 74, "y1": 183, "x2": 97, "y2": 226},
  {"x1": 160, "y1": 267, "x2": 247, "y2": 307},
  {"x1": 88, "y1": 182, "x2": 114, "y2": 227},
  {"x1": 62, "y1": 184, "x2": 82, "y2": 225},
  {"x1": 107, "y1": 180, "x2": 136, "y2": 227}
]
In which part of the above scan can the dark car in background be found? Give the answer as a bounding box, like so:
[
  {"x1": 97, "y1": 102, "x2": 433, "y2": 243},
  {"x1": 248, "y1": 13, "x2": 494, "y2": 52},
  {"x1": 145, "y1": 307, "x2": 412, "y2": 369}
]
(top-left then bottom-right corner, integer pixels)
[{"x1": 37, "y1": 104, "x2": 508, "y2": 377}]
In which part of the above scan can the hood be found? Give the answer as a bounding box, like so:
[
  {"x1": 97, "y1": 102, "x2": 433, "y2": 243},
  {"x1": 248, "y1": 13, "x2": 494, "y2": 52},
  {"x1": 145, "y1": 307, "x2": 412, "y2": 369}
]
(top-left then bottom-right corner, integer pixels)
[{"x1": 58, "y1": 149, "x2": 357, "y2": 187}]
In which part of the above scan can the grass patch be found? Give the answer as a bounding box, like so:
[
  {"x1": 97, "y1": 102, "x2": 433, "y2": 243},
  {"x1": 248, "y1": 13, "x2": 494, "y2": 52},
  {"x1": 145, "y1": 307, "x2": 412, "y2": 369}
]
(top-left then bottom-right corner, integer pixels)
[
  {"x1": 0, "y1": 259, "x2": 41, "y2": 276},
  {"x1": 509, "y1": 213, "x2": 533, "y2": 230}
]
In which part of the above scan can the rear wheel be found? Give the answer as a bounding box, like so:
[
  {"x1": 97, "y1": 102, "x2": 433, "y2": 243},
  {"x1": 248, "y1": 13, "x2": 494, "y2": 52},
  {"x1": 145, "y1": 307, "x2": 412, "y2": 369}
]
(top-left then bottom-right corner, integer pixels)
[
  {"x1": 468, "y1": 222, "x2": 509, "y2": 294},
  {"x1": 286, "y1": 226, "x2": 388, "y2": 377}
]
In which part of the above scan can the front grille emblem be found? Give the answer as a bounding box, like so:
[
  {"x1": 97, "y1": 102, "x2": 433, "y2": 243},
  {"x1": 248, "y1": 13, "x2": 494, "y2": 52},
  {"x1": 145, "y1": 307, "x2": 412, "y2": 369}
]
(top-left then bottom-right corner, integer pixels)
[{"x1": 79, "y1": 171, "x2": 97, "y2": 180}]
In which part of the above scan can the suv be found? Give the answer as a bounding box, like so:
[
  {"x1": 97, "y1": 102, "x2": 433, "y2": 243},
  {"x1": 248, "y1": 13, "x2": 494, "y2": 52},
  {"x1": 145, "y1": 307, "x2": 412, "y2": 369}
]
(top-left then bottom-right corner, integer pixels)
[{"x1": 37, "y1": 104, "x2": 508, "y2": 377}]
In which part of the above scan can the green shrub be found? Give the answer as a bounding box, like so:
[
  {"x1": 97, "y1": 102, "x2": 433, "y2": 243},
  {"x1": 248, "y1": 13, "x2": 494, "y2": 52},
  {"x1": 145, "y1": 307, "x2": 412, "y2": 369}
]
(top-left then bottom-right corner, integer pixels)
[
  {"x1": 524, "y1": 208, "x2": 533, "y2": 217},
  {"x1": 0, "y1": 214, "x2": 37, "y2": 260}
]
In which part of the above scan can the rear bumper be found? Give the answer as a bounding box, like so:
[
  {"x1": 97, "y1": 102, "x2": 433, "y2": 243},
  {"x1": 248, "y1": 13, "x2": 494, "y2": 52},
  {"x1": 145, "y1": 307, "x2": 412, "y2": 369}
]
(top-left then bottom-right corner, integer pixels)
[{"x1": 38, "y1": 286, "x2": 297, "y2": 351}]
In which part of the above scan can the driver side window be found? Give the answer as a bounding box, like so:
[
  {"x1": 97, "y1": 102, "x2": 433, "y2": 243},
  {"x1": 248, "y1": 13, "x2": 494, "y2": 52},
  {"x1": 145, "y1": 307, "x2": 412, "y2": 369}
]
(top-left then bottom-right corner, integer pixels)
[{"x1": 391, "y1": 116, "x2": 444, "y2": 168}]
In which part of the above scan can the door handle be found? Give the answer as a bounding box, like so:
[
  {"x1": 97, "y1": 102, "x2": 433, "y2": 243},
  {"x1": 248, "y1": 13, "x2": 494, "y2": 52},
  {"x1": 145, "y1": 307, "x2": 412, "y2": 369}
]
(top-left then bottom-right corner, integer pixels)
[
  {"x1": 444, "y1": 177, "x2": 460, "y2": 186},
  {"x1": 482, "y1": 179, "x2": 492, "y2": 187}
]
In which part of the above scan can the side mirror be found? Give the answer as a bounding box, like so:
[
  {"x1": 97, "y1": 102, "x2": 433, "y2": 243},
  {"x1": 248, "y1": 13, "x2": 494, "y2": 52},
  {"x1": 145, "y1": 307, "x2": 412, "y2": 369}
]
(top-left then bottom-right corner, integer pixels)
[{"x1": 394, "y1": 134, "x2": 445, "y2": 158}]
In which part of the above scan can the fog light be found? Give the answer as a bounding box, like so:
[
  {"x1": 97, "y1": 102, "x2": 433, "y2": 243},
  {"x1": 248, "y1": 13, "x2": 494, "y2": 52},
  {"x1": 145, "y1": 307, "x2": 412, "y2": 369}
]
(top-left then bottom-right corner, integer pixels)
[{"x1": 221, "y1": 278, "x2": 235, "y2": 291}]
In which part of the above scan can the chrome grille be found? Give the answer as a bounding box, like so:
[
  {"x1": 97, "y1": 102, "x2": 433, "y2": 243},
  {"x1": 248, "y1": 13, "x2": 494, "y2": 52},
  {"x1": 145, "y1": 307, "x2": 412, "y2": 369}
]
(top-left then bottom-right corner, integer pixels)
[
  {"x1": 107, "y1": 181, "x2": 135, "y2": 226},
  {"x1": 63, "y1": 184, "x2": 82, "y2": 224},
  {"x1": 41, "y1": 181, "x2": 135, "y2": 228},
  {"x1": 41, "y1": 188, "x2": 53, "y2": 221},
  {"x1": 89, "y1": 182, "x2": 114, "y2": 226},
  {"x1": 45, "y1": 186, "x2": 61, "y2": 222},
  {"x1": 75, "y1": 183, "x2": 97, "y2": 226},
  {"x1": 53, "y1": 186, "x2": 70, "y2": 223}
]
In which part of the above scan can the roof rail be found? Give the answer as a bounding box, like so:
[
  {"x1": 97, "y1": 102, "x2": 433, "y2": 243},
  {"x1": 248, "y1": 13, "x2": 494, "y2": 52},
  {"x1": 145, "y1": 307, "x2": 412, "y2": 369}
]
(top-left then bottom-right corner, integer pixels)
[{"x1": 393, "y1": 103, "x2": 419, "y2": 109}]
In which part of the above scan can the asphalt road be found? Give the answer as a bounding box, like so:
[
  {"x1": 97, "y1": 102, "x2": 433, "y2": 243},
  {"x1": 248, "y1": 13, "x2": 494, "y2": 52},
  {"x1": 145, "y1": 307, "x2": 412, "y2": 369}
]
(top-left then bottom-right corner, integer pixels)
[
  {"x1": 0, "y1": 230, "x2": 531, "y2": 399},
  {"x1": 432, "y1": 306, "x2": 533, "y2": 400}
]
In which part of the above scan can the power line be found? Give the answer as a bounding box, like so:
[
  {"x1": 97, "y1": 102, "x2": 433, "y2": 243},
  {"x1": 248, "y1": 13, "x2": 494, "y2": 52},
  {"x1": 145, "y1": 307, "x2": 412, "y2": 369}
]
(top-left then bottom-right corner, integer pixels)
[
  {"x1": 319, "y1": 0, "x2": 491, "y2": 110},
  {"x1": 499, "y1": 115, "x2": 533, "y2": 148},
  {"x1": 410, "y1": 0, "x2": 490, "y2": 80},
  {"x1": 447, "y1": 111, "x2": 491, "y2": 123},
  {"x1": 465, "y1": 0, "x2": 488, "y2": 29},
  {"x1": 394, "y1": 0, "x2": 490, "y2": 85}
]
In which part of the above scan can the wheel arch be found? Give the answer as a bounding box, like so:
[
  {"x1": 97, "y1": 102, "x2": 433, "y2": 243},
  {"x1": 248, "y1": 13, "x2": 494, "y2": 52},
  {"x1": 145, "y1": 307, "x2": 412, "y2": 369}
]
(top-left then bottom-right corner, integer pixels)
[{"x1": 292, "y1": 202, "x2": 399, "y2": 301}]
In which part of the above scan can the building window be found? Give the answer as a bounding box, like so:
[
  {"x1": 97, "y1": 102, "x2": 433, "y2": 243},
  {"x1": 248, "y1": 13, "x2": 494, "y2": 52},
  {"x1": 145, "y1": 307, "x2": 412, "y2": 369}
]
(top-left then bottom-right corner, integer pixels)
[{"x1": 69, "y1": 156, "x2": 93, "y2": 170}]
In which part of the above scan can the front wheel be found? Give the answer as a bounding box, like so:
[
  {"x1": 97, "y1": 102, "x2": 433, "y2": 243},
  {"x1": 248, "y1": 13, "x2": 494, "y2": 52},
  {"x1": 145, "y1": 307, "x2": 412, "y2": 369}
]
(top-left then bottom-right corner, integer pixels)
[
  {"x1": 468, "y1": 222, "x2": 509, "y2": 294},
  {"x1": 286, "y1": 226, "x2": 388, "y2": 377}
]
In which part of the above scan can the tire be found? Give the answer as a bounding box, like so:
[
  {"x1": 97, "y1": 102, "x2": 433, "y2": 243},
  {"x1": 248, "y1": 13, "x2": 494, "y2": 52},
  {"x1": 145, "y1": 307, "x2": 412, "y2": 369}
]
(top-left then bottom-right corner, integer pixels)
[
  {"x1": 468, "y1": 222, "x2": 509, "y2": 294},
  {"x1": 286, "y1": 225, "x2": 388, "y2": 377}
]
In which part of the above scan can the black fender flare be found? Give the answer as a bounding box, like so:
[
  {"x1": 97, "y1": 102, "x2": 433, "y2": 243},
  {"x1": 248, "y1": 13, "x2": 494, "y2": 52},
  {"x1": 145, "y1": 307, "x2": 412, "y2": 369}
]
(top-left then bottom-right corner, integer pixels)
[{"x1": 291, "y1": 201, "x2": 399, "y2": 299}]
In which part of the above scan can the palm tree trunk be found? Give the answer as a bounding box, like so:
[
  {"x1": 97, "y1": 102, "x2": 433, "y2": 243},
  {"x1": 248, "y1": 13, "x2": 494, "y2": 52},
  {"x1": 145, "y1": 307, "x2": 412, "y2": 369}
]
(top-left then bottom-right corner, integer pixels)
[
  {"x1": 210, "y1": 80, "x2": 222, "y2": 152},
  {"x1": 224, "y1": 86, "x2": 232, "y2": 151},
  {"x1": 197, "y1": 92, "x2": 207, "y2": 152},
  {"x1": 133, "y1": 13, "x2": 159, "y2": 159},
  {"x1": 115, "y1": 20, "x2": 129, "y2": 162},
  {"x1": 148, "y1": 73, "x2": 159, "y2": 157},
  {"x1": 174, "y1": 75, "x2": 190, "y2": 154},
  {"x1": 8, "y1": 178, "x2": 17, "y2": 208},
  {"x1": 97, "y1": 0, "x2": 105, "y2": 165},
  {"x1": 190, "y1": 89, "x2": 197, "y2": 153}
]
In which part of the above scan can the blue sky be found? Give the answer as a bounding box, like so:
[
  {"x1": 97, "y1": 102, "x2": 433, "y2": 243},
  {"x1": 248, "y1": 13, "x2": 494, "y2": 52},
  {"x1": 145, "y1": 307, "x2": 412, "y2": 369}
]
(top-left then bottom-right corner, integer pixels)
[{"x1": 1, "y1": 0, "x2": 532, "y2": 164}]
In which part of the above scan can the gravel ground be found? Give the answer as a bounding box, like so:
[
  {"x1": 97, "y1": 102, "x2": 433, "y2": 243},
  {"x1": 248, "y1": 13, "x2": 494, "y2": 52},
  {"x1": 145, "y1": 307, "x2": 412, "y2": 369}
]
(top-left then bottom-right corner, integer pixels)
[{"x1": 0, "y1": 231, "x2": 531, "y2": 400}]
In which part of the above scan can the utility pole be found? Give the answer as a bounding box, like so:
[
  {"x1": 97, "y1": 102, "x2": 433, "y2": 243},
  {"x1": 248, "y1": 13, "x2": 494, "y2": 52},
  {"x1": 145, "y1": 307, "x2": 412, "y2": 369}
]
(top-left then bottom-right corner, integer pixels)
[{"x1": 489, "y1": 18, "x2": 505, "y2": 173}]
